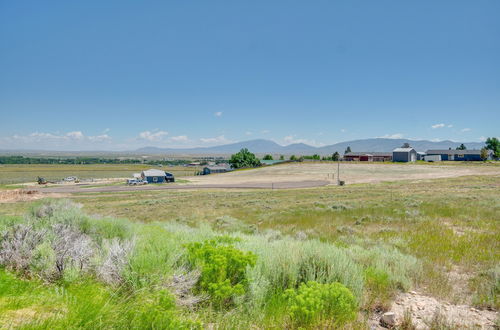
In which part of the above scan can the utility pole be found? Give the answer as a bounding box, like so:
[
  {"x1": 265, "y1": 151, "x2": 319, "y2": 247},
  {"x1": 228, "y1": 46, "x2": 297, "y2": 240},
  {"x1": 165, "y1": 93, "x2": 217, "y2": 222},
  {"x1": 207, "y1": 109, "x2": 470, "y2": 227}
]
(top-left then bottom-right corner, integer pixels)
[{"x1": 337, "y1": 159, "x2": 340, "y2": 185}]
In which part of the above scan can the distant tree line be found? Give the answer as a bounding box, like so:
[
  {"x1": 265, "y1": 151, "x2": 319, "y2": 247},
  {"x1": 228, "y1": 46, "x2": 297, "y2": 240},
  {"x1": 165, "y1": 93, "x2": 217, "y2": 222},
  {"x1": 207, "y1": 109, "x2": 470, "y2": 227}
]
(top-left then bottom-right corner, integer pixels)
[{"x1": 0, "y1": 156, "x2": 191, "y2": 166}]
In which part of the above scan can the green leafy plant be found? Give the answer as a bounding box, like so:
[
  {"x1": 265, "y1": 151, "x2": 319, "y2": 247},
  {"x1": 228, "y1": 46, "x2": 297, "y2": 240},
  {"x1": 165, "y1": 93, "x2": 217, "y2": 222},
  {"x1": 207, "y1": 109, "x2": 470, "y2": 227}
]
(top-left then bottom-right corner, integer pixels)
[
  {"x1": 187, "y1": 238, "x2": 256, "y2": 306},
  {"x1": 229, "y1": 148, "x2": 261, "y2": 169},
  {"x1": 283, "y1": 281, "x2": 357, "y2": 327}
]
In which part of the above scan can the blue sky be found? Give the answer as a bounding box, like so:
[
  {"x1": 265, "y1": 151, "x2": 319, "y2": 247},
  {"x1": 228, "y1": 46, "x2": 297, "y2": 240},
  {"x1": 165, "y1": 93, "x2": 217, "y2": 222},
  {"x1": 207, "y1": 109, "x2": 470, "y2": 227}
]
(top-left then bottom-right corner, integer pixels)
[{"x1": 1, "y1": 1, "x2": 498, "y2": 150}]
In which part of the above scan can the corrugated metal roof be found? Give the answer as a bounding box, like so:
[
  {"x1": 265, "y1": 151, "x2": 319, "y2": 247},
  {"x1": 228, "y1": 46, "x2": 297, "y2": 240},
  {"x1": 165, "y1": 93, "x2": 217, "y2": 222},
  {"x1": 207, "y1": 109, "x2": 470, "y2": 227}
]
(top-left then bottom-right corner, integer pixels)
[
  {"x1": 393, "y1": 147, "x2": 415, "y2": 152},
  {"x1": 142, "y1": 169, "x2": 166, "y2": 177},
  {"x1": 426, "y1": 149, "x2": 487, "y2": 155}
]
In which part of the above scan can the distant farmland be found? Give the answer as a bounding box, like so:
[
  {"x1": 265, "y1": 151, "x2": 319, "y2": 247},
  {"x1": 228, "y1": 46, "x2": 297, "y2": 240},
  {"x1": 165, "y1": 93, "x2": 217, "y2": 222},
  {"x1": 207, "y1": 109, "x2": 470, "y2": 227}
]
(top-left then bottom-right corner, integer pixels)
[{"x1": 0, "y1": 164, "x2": 200, "y2": 185}]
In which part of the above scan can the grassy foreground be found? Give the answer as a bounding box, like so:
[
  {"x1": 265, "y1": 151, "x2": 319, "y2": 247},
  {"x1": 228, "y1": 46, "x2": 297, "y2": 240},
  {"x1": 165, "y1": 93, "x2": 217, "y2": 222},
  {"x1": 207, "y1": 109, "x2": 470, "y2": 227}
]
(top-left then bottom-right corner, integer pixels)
[{"x1": 0, "y1": 174, "x2": 498, "y2": 328}]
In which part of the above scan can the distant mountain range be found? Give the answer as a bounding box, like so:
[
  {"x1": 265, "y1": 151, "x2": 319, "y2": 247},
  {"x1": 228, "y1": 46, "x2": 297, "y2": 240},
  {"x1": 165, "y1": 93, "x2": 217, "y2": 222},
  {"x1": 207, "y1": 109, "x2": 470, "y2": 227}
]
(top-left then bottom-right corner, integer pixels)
[
  {"x1": 0, "y1": 138, "x2": 486, "y2": 156},
  {"x1": 134, "y1": 138, "x2": 486, "y2": 155}
]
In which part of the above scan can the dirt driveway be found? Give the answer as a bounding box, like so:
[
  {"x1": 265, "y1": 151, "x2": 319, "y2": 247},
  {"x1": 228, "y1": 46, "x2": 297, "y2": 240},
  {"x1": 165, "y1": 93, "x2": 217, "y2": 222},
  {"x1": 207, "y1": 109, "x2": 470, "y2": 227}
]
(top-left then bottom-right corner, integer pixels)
[{"x1": 27, "y1": 180, "x2": 330, "y2": 194}]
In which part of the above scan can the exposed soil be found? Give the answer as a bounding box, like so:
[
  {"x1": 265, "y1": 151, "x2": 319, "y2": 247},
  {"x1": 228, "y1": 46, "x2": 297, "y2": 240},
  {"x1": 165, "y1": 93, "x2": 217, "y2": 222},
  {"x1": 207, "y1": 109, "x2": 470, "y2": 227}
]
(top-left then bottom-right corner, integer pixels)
[
  {"x1": 0, "y1": 189, "x2": 65, "y2": 203},
  {"x1": 370, "y1": 291, "x2": 498, "y2": 329}
]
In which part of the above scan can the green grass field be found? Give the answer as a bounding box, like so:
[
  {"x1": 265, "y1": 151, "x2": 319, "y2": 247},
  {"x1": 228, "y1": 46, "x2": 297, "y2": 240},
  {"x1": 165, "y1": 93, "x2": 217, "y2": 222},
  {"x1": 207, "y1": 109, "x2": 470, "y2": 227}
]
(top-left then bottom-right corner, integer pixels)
[
  {"x1": 0, "y1": 170, "x2": 498, "y2": 328},
  {"x1": 0, "y1": 164, "x2": 200, "y2": 184}
]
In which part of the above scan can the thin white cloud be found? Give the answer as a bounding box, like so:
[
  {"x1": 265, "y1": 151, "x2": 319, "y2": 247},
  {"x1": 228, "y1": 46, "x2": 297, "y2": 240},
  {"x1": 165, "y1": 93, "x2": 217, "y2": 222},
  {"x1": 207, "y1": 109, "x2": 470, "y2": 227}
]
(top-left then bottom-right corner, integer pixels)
[
  {"x1": 214, "y1": 111, "x2": 223, "y2": 117},
  {"x1": 138, "y1": 130, "x2": 168, "y2": 141},
  {"x1": 66, "y1": 131, "x2": 85, "y2": 140},
  {"x1": 340, "y1": 129, "x2": 347, "y2": 133},
  {"x1": 2, "y1": 131, "x2": 112, "y2": 149},
  {"x1": 261, "y1": 130, "x2": 270, "y2": 134},
  {"x1": 199, "y1": 135, "x2": 232, "y2": 145},
  {"x1": 88, "y1": 134, "x2": 111, "y2": 142},
  {"x1": 431, "y1": 123, "x2": 445, "y2": 129},
  {"x1": 378, "y1": 133, "x2": 404, "y2": 139},
  {"x1": 461, "y1": 128, "x2": 471, "y2": 132},
  {"x1": 169, "y1": 135, "x2": 189, "y2": 142},
  {"x1": 447, "y1": 124, "x2": 453, "y2": 128},
  {"x1": 479, "y1": 136, "x2": 487, "y2": 142},
  {"x1": 245, "y1": 131, "x2": 253, "y2": 136}
]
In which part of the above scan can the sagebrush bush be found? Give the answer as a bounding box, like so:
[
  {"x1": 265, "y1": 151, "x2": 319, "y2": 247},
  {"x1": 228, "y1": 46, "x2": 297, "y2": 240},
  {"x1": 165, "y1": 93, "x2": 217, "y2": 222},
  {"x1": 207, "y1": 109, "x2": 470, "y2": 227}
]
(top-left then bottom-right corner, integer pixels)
[
  {"x1": 0, "y1": 200, "x2": 134, "y2": 284},
  {"x1": 187, "y1": 237, "x2": 256, "y2": 306},
  {"x1": 283, "y1": 281, "x2": 357, "y2": 327},
  {"x1": 347, "y1": 244, "x2": 421, "y2": 291}
]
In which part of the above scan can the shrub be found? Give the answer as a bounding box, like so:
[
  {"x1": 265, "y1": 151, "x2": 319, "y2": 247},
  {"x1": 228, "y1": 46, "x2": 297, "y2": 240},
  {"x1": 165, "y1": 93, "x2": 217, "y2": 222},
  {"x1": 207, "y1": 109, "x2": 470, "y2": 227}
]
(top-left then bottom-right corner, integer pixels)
[
  {"x1": 187, "y1": 238, "x2": 256, "y2": 306},
  {"x1": 0, "y1": 200, "x2": 134, "y2": 284},
  {"x1": 0, "y1": 224, "x2": 46, "y2": 274},
  {"x1": 283, "y1": 281, "x2": 357, "y2": 327},
  {"x1": 97, "y1": 238, "x2": 135, "y2": 285}
]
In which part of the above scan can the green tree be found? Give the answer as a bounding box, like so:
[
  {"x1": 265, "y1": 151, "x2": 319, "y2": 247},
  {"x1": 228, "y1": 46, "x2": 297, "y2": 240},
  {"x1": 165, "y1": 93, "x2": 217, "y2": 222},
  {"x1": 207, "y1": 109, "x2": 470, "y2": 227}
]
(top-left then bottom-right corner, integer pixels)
[
  {"x1": 263, "y1": 154, "x2": 273, "y2": 160},
  {"x1": 290, "y1": 155, "x2": 297, "y2": 161},
  {"x1": 402, "y1": 142, "x2": 411, "y2": 148},
  {"x1": 279, "y1": 155, "x2": 284, "y2": 160},
  {"x1": 229, "y1": 148, "x2": 261, "y2": 169},
  {"x1": 480, "y1": 148, "x2": 489, "y2": 161},
  {"x1": 485, "y1": 137, "x2": 500, "y2": 158},
  {"x1": 344, "y1": 147, "x2": 351, "y2": 154},
  {"x1": 332, "y1": 152, "x2": 340, "y2": 161},
  {"x1": 456, "y1": 143, "x2": 467, "y2": 150}
]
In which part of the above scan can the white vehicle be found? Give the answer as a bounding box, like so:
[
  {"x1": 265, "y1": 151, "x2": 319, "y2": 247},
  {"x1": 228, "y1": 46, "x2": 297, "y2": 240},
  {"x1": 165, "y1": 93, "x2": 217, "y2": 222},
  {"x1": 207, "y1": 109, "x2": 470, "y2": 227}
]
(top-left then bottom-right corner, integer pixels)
[{"x1": 126, "y1": 179, "x2": 148, "y2": 185}]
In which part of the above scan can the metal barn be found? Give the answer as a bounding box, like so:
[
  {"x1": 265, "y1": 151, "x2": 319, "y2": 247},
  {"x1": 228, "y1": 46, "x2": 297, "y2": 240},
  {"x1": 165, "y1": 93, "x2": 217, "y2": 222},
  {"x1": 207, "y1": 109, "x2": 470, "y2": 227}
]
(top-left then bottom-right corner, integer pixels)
[
  {"x1": 392, "y1": 147, "x2": 417, "y2": 162},
  {"x1": 141, "y1": 169, "x2": 168, "y2": 183}
]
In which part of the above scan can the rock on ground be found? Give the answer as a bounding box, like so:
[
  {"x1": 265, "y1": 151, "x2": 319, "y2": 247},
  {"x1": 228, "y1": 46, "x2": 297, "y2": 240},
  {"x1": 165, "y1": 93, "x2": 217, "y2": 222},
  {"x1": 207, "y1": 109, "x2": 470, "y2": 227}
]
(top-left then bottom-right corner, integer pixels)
[{"x1": 371, "y1": 291, "x2": 498, "y2": 329}]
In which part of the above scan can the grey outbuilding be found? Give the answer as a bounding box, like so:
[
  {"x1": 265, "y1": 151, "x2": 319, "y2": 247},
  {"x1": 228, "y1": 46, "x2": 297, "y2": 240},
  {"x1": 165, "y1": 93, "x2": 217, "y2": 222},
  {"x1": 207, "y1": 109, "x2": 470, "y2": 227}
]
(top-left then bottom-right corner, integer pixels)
[{"x1": 392, "y1": 147, "x2": 417, "y2": 162}]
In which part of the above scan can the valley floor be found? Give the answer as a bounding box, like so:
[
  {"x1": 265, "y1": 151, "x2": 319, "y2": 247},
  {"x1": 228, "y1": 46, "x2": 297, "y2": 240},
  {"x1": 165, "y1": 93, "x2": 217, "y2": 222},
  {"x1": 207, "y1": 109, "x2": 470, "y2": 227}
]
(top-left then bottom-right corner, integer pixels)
[{"x1": 0, "y1": 165, "x2": 499, "y2": 329}]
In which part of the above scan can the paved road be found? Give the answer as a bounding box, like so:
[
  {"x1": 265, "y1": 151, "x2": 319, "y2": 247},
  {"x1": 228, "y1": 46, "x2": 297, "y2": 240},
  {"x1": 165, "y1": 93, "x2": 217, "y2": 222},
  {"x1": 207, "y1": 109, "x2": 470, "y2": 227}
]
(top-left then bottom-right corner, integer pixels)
[{"x1": 29, "y1": 180, "x2": 331, "y2": 193}]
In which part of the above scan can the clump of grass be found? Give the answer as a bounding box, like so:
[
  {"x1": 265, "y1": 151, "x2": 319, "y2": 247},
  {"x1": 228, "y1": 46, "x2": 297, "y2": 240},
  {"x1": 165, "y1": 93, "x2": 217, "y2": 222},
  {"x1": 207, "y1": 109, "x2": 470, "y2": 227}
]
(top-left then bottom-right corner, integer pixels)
[
  {"x1": 364, "y1": 267, "x2": 391, "y2": 311},
  {"x1": 470, "y1": 264, "x2": 499, "y2": 310},
  {"x1": 213, "y1": 216, "x2": 256, "y2": 234}
]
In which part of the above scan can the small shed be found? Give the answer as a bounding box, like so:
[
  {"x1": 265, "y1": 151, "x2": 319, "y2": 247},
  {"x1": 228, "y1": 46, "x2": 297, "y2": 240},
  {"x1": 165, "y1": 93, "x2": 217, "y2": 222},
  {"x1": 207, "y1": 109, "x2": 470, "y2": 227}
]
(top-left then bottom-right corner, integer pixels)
[
  {"x1": 141, "y1": 169, "x2": 167, "y2": 183},
  {"x1": 202, "y1": 165, "x2": 232, "y2": 175},
  {"x1": 392, "y1": 147, "x2": 417, "y2": 162}
]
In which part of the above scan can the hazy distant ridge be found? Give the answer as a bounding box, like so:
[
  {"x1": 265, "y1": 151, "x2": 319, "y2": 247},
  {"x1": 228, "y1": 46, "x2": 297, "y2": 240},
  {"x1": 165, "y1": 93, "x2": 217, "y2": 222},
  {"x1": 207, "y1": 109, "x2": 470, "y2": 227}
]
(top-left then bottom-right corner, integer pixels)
[{"x1": 135, "y1": 138, "x2": 485, "y2": 155}]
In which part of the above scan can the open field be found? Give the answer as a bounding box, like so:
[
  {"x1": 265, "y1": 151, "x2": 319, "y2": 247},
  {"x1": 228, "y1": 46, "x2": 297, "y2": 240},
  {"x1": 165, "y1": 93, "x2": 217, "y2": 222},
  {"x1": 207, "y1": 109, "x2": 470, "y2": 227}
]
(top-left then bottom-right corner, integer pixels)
[
  {"x1": 186, "y1": 162, "x2": 500, "y2": 186},
  {"x1": 0, "y1": 164, "x2": 499, "y2": 328},
  {"x1": 0, "y1": 164, "x2": 200, "y2": 185},
  {"x1": 18, "y1": 162, "x2": 500, "y2": 194}
]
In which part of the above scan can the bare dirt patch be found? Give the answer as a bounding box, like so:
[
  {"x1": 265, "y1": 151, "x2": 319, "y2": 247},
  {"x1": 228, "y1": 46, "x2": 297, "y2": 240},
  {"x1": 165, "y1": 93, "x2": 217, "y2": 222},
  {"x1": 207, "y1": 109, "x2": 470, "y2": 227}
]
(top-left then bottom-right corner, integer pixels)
[
  {"x1": 0, "y1": 189, "x2": 64, "y2": 203},
  {"x1": 371, "y1": 291, "x2": 498, "y2": 329}
]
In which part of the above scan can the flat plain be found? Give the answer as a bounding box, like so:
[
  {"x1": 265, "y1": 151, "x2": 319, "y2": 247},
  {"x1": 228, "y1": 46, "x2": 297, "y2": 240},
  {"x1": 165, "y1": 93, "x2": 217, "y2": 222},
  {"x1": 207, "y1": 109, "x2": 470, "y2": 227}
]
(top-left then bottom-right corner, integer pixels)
[
  {"x1": 0, "y1": 162, "x2": 499, "y2": 328},
  {"x1": 0, "y1": 164, "x2": 200, "y2": 185}
]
